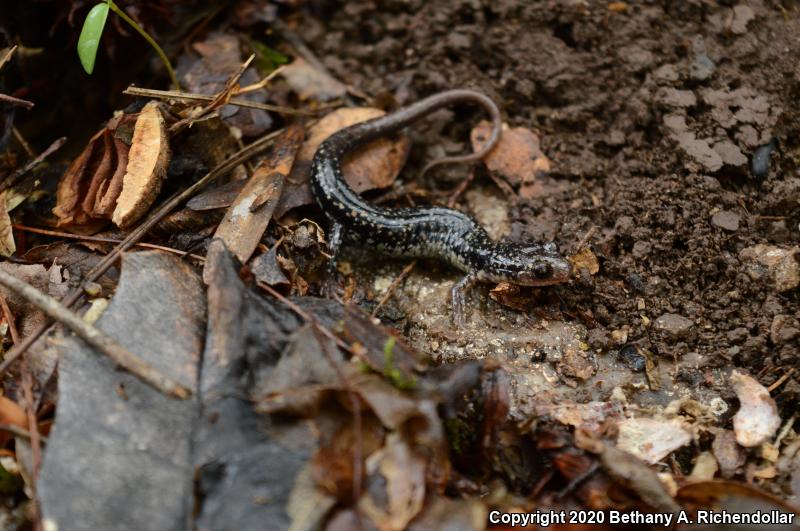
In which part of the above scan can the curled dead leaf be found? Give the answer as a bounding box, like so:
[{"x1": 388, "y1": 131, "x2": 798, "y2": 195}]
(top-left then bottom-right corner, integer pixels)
[
  {"x1": 54, "y1": 114, "x2": 135, "y2": 229},
  {"x1": 470, "y1": 121, "x2": 551, "y2": 187},
  {"x1": 112, "y1": 102, "x2": 170, "y2": 229}
]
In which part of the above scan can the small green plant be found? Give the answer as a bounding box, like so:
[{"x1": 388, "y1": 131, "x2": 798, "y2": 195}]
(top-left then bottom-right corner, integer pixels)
[{"x1": 77, "y1": 0, "x2": 179, "y2": 88}]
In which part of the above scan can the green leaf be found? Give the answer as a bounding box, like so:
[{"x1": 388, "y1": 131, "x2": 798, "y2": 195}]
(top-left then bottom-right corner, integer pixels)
[
  {"x1": 251, "y1": 40, "x2": 289, "y2": 74},
  {"x1": 77, "y1": 3, "x2": 110, "y2": 74}
]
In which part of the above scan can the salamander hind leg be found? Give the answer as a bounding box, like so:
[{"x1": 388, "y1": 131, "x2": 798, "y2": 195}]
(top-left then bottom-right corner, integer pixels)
[{"x1": 451, "y1": 273, "x2": 477, "y2": 327}]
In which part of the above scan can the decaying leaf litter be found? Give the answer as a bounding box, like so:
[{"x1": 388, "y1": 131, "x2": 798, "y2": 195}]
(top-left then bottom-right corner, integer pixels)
[{"x1": 0, "y1": 1, "x2": 799, "y2": 530}]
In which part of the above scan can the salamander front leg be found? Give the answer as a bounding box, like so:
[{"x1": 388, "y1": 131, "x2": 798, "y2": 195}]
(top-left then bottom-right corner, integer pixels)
[
  {"x1": 324, "y1": 223, "x2": 343, "y2": 298},
  {"x1": 451, "y1": 273, "x2": 477, "y2": 327}
]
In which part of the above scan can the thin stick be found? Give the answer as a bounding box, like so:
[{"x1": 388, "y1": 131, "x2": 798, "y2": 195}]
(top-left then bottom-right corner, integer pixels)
[
  {"x1": 0, "y1": 424, "x2": 46, "y2": 442},
  {"x1": 12, "y1": 224, "x2": 206, "y2": 261},
  {"x1": 0, "y1": 137, "x2": 66, "y2": 194},
  {"x1": 0, "y1": 292, "x2": 19, "y2": 344},
  {"x1": 21, "y1": 358, "x2": 43, "y2": 531},
  {"x1": 0, "y1": 130, "x2": 281, "y2": 376},
  {"x1": 124, "y1": 86, "x2": 315, "y2": 117},
  {"x1": 371, "y1": 260, "x2": 416, "y2": 317},
  {"x1": 0, "y1": 45, "x2": 18, "y2": 71},
  {"x1": 12, "y1": 127, "x2": 36, "y2": 159},
  {"x1": 236, "y1": 66, "x2": 285, "y2": 94},
  {"x1": 168, "y1": 55, "x2": 254, "y2": 135},
  {"x1": 768, "y1": 368, "x2": 795, "y2": 392},
  {"x1": 574, "y1": 226, "x2": 597, "y2": 251},
  {"x1": 0, "y1": 269, "x2": 191, "y2": 398},
  {"x1": 0, "y1": 93, "x2": 33, "y2": 109}
]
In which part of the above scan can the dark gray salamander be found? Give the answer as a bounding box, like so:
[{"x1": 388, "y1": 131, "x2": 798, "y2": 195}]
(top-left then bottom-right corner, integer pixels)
[{"x1": 310, "y1": 89, "x2": 571, "y2": 324}]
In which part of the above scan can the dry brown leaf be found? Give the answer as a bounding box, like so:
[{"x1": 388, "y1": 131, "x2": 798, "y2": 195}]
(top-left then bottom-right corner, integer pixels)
[
  {"x1": 0, "y1": 395, "x2": 27, "y2": 446},
  {"x1": 53, "y1": 114, "x2": 136, "y2": 229},
  {"x1": 470, "y1": 121, "x2": 551, "y2": 188},
  {"x1": 112, "y1": 102, "x2": 170, "y2": 229},
  {"x1": 0, "y1": 192, "x2": 15, "y2": 257},
  {"x1": 276, "y1": 107, "x2": 411, "y2": 217},
  {"x1": 213, "y1": 123, "x2": 304, "y2": 262},
  {"x1": 358, "y1": 434, "x2": 426, "y2": 531},
  {"x1": 570, "y1": 247, "x2": 600, "y2": 275},
  {"x1": 281, "y1": 57, "x2": 348, "y2": 102}
]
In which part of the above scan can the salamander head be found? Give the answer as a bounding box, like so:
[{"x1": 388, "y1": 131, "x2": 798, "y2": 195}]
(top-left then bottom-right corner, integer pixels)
[{"x1": 480, "y1": 242, "x2": 572, "y2": 286}]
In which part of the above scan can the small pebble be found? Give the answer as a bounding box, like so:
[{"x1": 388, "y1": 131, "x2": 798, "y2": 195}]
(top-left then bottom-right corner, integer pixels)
[
  {"x1": 690, "y1": 53, "x2": 715, "y2": 81},
  {"x1": 617, "y1": 344, "x2": 646, "y2": 372},
  {"x1": 739, "y1": 244, "x2": 800, "y2": 292},
  {"x1": 654, "y1": 313, "x2": 694, "y2": 339},
  {"x1": 711, "y1": 210, "x2": 740, "y2": 232},
  {"x1": 770, "y1": 314, "x2": 799, "y2": 345},
  {"x1": 632, "y1": 241, "x2": 652, "y2": 258}
]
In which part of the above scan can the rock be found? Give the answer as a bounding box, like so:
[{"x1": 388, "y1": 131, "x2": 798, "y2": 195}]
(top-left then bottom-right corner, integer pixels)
[
  {"x1": 676, "y1": 133, "x2": 723, "y2": 172},
  {"x1": 730, "y1": 371, "x2": 780, "y2": 448},
  {"x1": 688, "y1": 451, "x2": 719, "y2": 482},
  {"x1": 654, "y1": 313, "x2": 695, "y2": 339},
  {"x1": 632, "y1": 241, "x2": 652, "y2": 258},
  {"x1": 656, "y1": 88, "x2": 697, "y2": 108},
  {"x1": 770, "y1": 314, "x2": 799, "y2": 345},
  {"x1": 739, "y1": 244, "x2": 800, "y2": 292},
  {"x1": 765, "y1": 177, "x2": 800, "y2": 213},
  {"x1": 730, "y1": 5, "x2": 755, "y2": 35},
  {"x1": 619, "y1": 45, "x2": 654, "y2": 72},
  {"x1": 663, "y1": 113, "x2": 688, "y2": 134},
  {"x1": 614, "y1": 215, "x2": 635, "y2": 235},
  {"x1": 616, "y1": 418, "x2": 692, "y2": 464},
  {"x1": 653, "y1": 64, "x2": 679, "y2": 82},
  {"x1": 713, "y1": 141, "x2": 747, "y2": 168},
  {"x1": 726, "y1": 327, "x2": 749, "y2": 344},
  {"x1": 711, "y1": 210, "x2": 740, "y2": 232},
  {"x1": 690, "y1": 53, "x2": 715, "y2": 81}
]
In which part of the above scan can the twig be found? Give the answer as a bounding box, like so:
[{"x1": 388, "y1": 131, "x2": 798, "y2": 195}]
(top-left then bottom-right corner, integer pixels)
[
  {"x1": 574, "y1": 226, "x2": 597, "y2": 252},
  {"x1": 12, "y1": 127, "x2": 35, "y2": 159},
  {"x1": 256, "y1": 281, "x2": 354, "y2": 355},
  {"x1": 768, "y1": 368, "x2": 795, "y2": 393},
  {"x1": 124, "y1": 86, "x2": 315, "y2": 117},
  {"x1": 371, "y1": 260, "x2": 416, "y2": 317},
  {"x1": 12, "y1": 224, "x2": 206, "y2": 261},
  {"x1": 447, "y1": 168, "x2": 476, "y2": 208},
  {"x1": 0, "y1": 292, "x2": 19, "y2": 344},
  {"x1": 0, "y1": 424, "x2": 46, "y2": 443},
  {"x1": 0, "y1": 137, "x2": 66, "y2": 194},
  {"x1": 21, "y1": 358, "x2": 43, "y2": 531},
  {"x1": 169, "y1": 55, "x2": 255, "y2": 134},
  {"x1": 0, "y1": 45, "x2": 18, "y2": 71},
  {"x1": 0, "y1": 130, "x2": 281, "y2": 376},
  {"x1": 236, "y1": 66, "x2": 285, "y2": 94},
  {"x1": 0, "y1": 93, "x2": 34, "y2": 109},
  {"x1": 0, "y1": 269, "x2": 191, "y2": 399}
]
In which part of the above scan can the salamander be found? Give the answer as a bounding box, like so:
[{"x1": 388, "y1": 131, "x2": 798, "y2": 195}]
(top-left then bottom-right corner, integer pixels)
[{"x1": 310, "y1": 89, "x2": 571, "y2": 324}]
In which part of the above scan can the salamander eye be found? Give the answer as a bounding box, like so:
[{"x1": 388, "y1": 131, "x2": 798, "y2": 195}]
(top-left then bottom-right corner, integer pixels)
[{"x1": 532, "y1": 262, "x2": 553, "y2": 278}]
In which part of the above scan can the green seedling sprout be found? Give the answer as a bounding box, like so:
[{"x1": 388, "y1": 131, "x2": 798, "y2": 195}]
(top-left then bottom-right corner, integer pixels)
[{"x1": 77, "y1": 0, "x2": 180, "y2": 88}]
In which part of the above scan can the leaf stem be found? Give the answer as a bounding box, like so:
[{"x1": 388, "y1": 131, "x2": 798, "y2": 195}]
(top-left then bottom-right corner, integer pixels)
[{"x1": 106, "y1": 0, "x2": 180, "y2": 89}]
